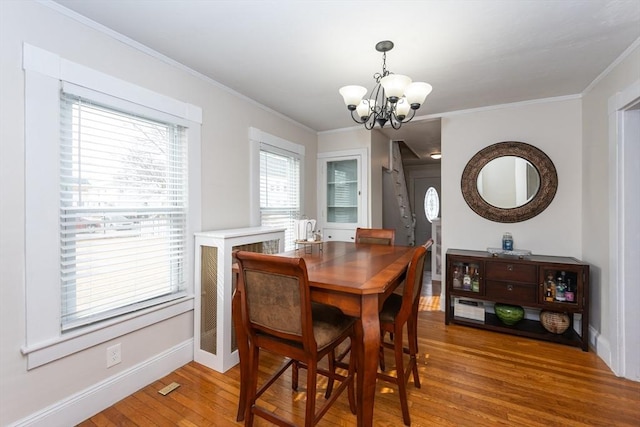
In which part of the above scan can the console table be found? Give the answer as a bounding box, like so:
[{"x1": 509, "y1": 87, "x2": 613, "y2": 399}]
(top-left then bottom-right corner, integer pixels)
[{"x1": 445, "y1": 249, "x2": 590, "y2": 351}]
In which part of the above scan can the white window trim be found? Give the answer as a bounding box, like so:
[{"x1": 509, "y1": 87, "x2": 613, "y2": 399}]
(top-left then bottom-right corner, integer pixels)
[
  {"x1": 248, "y1": 127, "x2": 305, "y2": 227},
  {"x1": 21, "y1": 43, "x2": 202, "y2": 369}
]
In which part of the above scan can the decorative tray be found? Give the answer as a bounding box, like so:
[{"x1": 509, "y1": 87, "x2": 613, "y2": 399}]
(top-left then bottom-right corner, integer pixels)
[{"x1": 487, "y1": 248, "x2": 532, "y2": 258}]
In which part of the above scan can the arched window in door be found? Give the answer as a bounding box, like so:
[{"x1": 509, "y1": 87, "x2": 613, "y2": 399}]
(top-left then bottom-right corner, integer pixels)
[{"x1": 424, "y1": 186, "x2": 440, "y2": 223}]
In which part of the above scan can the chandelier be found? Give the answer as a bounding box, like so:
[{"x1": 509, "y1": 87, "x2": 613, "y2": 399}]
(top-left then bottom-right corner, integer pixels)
[{"x1": 339, "y1": 40, "x2": 432, "y2": 130}]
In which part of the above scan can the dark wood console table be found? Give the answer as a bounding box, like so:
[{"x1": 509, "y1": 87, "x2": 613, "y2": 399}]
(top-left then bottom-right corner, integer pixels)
[{"x1": 445, "y1": 249, "x2": 590, "y2": 351}]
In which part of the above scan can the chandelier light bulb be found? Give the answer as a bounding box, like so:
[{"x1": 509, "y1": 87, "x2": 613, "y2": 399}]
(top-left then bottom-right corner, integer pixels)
[{"x1": 395, "y1": 98, "x2": 411, "y2": 119}]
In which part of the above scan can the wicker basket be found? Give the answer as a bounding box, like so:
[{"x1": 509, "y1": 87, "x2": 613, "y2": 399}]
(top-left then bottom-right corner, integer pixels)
[{"x1": 540, "y1": 311, "x2": 570, "y2": 334}]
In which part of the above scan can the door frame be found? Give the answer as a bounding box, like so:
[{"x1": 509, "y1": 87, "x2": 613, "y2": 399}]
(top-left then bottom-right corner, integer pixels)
[{"x1": 608, "y1": 79, "x2": 640, "y2": 380}]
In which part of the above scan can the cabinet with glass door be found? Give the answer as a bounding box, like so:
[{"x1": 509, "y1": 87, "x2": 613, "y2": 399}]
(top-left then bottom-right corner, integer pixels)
[
  {"x1": 445, "y1": 249, "x2": 590, "y2": 351},
  {"x1": 318, "y1": 149, "x2": 368, "y2": 242}
]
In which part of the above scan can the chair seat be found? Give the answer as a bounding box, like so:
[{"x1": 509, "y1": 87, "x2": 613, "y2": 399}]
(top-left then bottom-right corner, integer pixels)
[
  {"x1": 380, "y1": 293, "x2": 403, "y2": 323},
  {"x1": 256, "y1": 303, "x2": 354, "y2": 351},
  {"x1": 311, "y1": 302, "x2": 355, "y2": 350}
]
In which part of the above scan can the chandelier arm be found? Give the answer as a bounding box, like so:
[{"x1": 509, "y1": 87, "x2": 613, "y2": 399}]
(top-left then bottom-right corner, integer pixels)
[
  {"x1": 349, "y1": 109, "x2": 366, "y2": 124},
  {"x1": 403, "y1": 108, "x2": 417, "y2": 123},
  {"x1": 364, "y1": 117, "x2": 375, "y2": 130}
]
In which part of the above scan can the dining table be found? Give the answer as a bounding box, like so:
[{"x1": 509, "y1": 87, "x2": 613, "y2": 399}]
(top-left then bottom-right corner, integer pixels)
[{"x1": 232, "y1": 240, "x2": 417, "y2": 427}]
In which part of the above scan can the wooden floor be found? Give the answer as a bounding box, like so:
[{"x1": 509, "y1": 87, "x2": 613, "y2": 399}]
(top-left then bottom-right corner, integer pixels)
[{"x1": 78, "y1": 309, "x2": 640, "y2": 426}]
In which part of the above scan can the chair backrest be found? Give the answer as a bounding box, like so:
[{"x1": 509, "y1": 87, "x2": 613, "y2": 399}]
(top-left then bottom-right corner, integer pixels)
[
  {"x1": 234, "y1": 250, "x2": 316, "y2": 351},
  {"x1": 396, "y1": 239, "x2": 433, "y2": 323},
  {"x1": 355, "y1": 227, "x2": 395, "y2": 246}
]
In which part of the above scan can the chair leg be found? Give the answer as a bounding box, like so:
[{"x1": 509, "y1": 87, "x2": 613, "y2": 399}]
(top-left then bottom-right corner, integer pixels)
[
  {"x1": 245, "y1": 344, "x2": 260, "y2": 426},
  {"x1": 325, "y1": 350, "x2": 335, "y2": 398},
  {"x1": 379, "y1": 330, "x2": 387, "y2": 372},
  {"x1": 407, "y1": 313, "x2": 421, "y2": 388},
  {"x1": 292, "y1": 360, "x2": 299, "y2": 391},
  {"x1": 395, "y1": 328, "x2": 411, "y2": 426},
  {"x1": 305, "y1": 360, "x2": 317, "y2": 427}
]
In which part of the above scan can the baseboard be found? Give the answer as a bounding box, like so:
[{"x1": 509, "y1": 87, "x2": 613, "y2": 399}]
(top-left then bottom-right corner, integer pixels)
[
  {"x1": 10, "y1": 339, "x2": 194, "y2": 427},
  {"x1": 590, "y1": 325, "x2": 613, "y2": 370}
]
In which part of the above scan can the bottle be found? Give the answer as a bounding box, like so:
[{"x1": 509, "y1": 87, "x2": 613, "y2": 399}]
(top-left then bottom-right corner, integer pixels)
[
  {"x1": 502, "y1": 232, "x2": 513, "y2": 251},
  {"x1": 545, "y1": 275, "x2": 555, "y2": 302},
  {"x1": 565, "y1": 277, "x2": 575, "y2": 302},
  {"x1": 471, "y1": 267, "x2": 480, "y2": 292},
  {"x1": 462, "y1": 264, "x2": 472, "y2": 290},
  {"x1": 453, "y1": 266, "x2": 462, "y2": 289},
  {"x1": 555, "y1": 273, "x2": 566, "y2": 301}
]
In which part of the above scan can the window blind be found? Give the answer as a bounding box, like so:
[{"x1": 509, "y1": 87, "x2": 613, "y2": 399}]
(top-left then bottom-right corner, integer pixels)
[
  {"x1": 259, "y1": 147, "x2": 300, "y2": 250},
  {"x1": 59, "y1": 93, "x2": 188, "y2": 331}
]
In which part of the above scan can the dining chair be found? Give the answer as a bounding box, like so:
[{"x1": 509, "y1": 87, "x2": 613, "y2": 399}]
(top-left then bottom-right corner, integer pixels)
[
  {"x1": 377, "y1": 239, "x2": 433, "y2": 426},
  {"x1": 331, "y1": 227, "x2": 396, "y2": 366},
  {"x1": 234, "y1": 250, "x2": 356, "y2": 427},
  {"x1": 355, "y1": 227, "x2": 395, "y2": 245}
]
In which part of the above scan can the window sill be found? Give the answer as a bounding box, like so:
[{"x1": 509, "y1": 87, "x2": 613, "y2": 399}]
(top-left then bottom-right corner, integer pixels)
[{"x1": 21, "y1": 296, "x2": 194, "y2": 370}]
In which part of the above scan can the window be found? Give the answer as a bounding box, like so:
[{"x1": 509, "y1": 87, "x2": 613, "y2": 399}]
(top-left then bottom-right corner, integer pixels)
[
  {"x1": 249, "y1": 128, "x2": 304, "y2": 251},
  {"x1": 59, "y1": 93, "x2": 188, "y2": 330},
  {"x1": 23, "y1": 43, "x2": 201, "y2": 368},
  {"x1": 424, "y1": 187, "x2": 440, "y2": 223},
  {"x1": 259, "y1": 147, "x2": 300, "y2": 250}
]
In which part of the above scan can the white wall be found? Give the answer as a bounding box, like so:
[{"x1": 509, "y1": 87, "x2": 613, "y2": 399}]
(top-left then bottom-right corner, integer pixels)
[
  {"x1": 581, "y1": 43, "x2": 640, "y2": 356},
  {"x1": 0, "y1": 2, "x2": 316, "y2": 425},
  {"x1": 317, "y1": 127, "x2": 371, "y2": 153},
  {"x1": 369, "y1": 130, "x2": 389, "y2": 228},
  {"x1": 441, "y1": 98, "x2": 583, "y2": 257}
]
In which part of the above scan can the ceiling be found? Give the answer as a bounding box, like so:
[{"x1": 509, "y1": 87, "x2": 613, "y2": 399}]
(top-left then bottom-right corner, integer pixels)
[{"x1": 52, "y1": 0, "x2": 639, "y2": 161}]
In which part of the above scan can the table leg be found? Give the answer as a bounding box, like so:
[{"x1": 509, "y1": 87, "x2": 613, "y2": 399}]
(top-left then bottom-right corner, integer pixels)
[{"x1": 355, "y1": 294, "x2": 380, "y2": 427}]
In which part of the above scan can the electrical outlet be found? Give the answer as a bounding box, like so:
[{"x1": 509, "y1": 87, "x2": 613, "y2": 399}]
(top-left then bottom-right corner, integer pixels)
[{"x1": 106, "y1": 343, "x2": 121, "y2": 368}]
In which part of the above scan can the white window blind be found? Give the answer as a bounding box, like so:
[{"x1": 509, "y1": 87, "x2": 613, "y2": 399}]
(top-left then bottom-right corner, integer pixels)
[
  {"x1": 59, "y1": 92, "x2": 188, "y2": 331},
  {"x1": 259, "y1": 146, "x2": 300, "y2": 250}
]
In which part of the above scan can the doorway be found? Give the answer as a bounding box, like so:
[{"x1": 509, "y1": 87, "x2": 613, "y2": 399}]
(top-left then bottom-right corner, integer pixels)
[{"x1": 407, "y1": 165, "x2": 441, "y2": 298}]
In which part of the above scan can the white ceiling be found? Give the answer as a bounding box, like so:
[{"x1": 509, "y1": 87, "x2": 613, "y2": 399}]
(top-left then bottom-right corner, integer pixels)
[{"x1": 53, "y1": 0, "x2": 639, "y2": 158}]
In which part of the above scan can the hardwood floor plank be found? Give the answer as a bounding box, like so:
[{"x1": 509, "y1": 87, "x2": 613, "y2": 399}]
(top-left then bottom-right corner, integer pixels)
[{"x1": 77, "y1": 311, "x2": 640, "y2": 426}]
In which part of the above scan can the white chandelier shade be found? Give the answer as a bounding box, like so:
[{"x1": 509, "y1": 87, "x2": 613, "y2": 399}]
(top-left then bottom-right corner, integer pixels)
[
  {"x1": 338, "y1": 85, "x2": 368, "y2": 108},
  {"x1": 338, "y1": 40, "x2": 432, "y2": 130}
]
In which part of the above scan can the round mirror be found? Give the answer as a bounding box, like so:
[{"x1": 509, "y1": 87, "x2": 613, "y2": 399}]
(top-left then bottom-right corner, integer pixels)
[
  {"x1": 477, "y1": 156, "x2": 540, "y2": 209},
  {"x1": 461, "y1": 141, "x2": 557, "y2": 223}
]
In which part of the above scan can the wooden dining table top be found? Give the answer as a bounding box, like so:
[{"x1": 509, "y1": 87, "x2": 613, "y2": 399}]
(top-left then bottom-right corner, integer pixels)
[{"x1": 278, "y1": 241, "x2": 416, "y2": 295}]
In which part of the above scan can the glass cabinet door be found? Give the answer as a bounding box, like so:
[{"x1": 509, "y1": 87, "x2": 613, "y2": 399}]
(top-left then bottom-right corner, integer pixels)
[
  {"x1": 451, "y1": 260, "x2": 482, "y2": 294},
  {"x1": 539, "y1": 266, "x2": 583, "y2": 309},
  {"x1": 326, "y1": 158, "x2": 358, "y2": 224}
]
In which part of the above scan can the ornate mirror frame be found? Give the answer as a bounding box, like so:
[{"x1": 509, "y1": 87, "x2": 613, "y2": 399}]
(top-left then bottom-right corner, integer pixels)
[{"x1": 461, "y1": 141, "x2": 558, "y2": 223}]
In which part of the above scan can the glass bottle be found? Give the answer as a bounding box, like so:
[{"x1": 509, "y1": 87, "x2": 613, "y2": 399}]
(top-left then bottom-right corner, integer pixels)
[
  {"x1": 565, "y1": 277, "x2": 575, "y2": 302},
  {"x1": 556, "y1": 272, "x2": 566, "y2": 301},
  {"x1": 452, "y1": 266, "x2": 462, "y2": 289},
  {"x1": 462, "y1": 264, "x2": 472, "y2": 290},
  {"x1": 545, "y1": 275, "x2": 555, "y2": 302},
  {"x1": 471, "y1": 267, "x2": 480, "y2": 292},
  {"x1": 502, "y1": 232, "x2": 513, "y2": 251}
]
